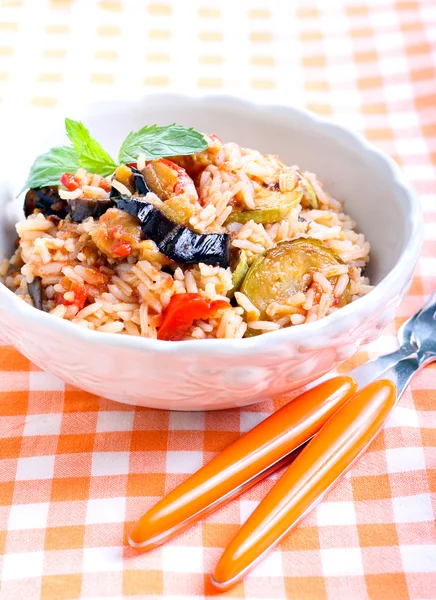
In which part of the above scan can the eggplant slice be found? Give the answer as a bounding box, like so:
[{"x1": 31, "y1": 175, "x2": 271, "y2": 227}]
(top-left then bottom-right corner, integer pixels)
[
  {"x1": 115, "y1": 196, "x2": 230, "y2": 268},
  {"x1": 24, "y1": 187, "x2": 68, "y2": 218},
  {"x1": 28, "y1": 277, "x2": 43, "y2": 310},
  {"x1": 24, "y1": 168, "x2": 230, "y2": 267},
  {"x1": 69, "y1": 198, "x2": 114, "y2": 223},
  {"x1": 130, "y1": 166, "x2": 151, "y2": 196},
  {"x1": 110, "y1": 167, "x2": 150, "y2": 198}
]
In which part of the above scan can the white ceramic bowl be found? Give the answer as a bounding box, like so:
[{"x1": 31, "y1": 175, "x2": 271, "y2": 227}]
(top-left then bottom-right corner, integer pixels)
[{"x1": 0, "y1": 95, "x2": 422, "y2": 410}]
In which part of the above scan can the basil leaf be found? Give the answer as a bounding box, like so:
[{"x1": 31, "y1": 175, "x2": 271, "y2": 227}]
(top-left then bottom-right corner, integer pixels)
[
  {"x1": 118, "y1": 124, "x2": 208, "y2": 163},
  {"x1": 19, "y1": 146, "x2": 79, "y2": 195},
  {"x1": 65, "y1": 118, "x2": 116, "y2": 176}
]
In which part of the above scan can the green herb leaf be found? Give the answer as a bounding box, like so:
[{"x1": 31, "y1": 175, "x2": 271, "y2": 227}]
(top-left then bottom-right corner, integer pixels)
[
  {"x1": 19, "y1": 146, "x2": 79, "y2": 195},
  {"x1": 65, "y1": 118, "x2": 117, "y2": 176},
  {"x1": 118, "y1": 124, "x2": 208, "y2": 163}
]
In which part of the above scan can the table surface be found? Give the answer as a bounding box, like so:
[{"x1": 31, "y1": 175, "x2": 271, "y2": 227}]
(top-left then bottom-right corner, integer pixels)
[{"x1": 0, "y1": 1, "x2": 435, "y2": 599}]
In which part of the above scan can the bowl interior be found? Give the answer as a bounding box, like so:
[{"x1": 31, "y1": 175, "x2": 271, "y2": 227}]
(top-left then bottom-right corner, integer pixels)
[{"x1": 0, "y1": 96, "x2": 414, "y2": 285}]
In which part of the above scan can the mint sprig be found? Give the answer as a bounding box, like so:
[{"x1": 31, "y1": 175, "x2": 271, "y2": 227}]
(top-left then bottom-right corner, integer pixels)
[
  {"x1": 21, "y1": 119, "x2": 209, "y2": 194},
  {"x1": 118, "y1": 124, "x2": 208, "y2": 163},
  {"x1": 19, "y1": 146, "x2": 79, "y2": 195},
  {"x1": 65, "y1": 118, "x2": 117, "y2": 176}
]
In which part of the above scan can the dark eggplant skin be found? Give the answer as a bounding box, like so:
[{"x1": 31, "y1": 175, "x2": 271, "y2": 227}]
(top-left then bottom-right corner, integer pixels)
[
  {"x1": 109, "y1": 166, "x2": 150, "y2": 199},
  {"x1": 28, "y1": 277, "x2": 43, "y2": 310},
  {"x1": 115, "y1": 197, "x2": 175, "y2": 245},
  {"x1": 24, "y1": 187, "x2": 68, "y2": 218},
  {"x1": 161, "y1": 228, "x2": 229, "y2": 267},
  {"x1": 69, "y1": 198, "x2": 114, "y2": 223},
  {"x1": 25, "y1": 187, "x2": 115, "y2": 223},
  {"x1": 130, "y1": 167, "x2": 150, "y2": 196},
  {"x1": 110, "y1": 185, "x2": 120, "y2": 200},
  {"x1": 114, "y1": 196, "x2": 230, "y2": 268},
  {"x1": 24, "y1": 168, "x2": 230, "y2": 267}
]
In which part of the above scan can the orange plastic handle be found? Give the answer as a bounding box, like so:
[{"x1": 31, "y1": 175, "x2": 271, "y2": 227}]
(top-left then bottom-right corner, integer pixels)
[
  {"x1": 212, "y1": 379, "x2": 396, "y2": 591},
  {"x1": 129, "y1": 376, "x2": 357, "y2": 551}
]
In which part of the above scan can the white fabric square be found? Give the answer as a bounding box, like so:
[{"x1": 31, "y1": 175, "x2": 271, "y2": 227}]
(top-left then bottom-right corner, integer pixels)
[
  {"x1": 403, "y1": 164, "x2": 436, "y2": 181},
  {"x1": 378, "y1": 55, "x2": 408, "y2": 76},
  {"x1": 365, "y1": 334, "x2": 397, "y2": 356},
  {"x1": 395, "y1": 137, "x2": 428, "y2": 156},
  {"x1": 240, "y1": 500, "x2": 259, "y2": 523},
  {"x1": 422, "y1": 194, "x2": 436, "y2": 214},
  {"x1": 2, "y1": 551, "x2": 44, "y2": 580},
  {"x1": 169, "y1": 412, "x2": 205, "y2": 431},
  {"x1": 330, "y1": 88, "x2": 362, "y2": 107},
  {"x1": 338, "y1": 113, "x2": 366, "y2": 132},
  {"x1": 400, "y1": 545, "x2": 436, "y2": 573},
  {"x1": 29, "y1": 371, "x2": 64, "y2": 391},
  {"x1": 166, "y1": 451, "x2": 203, "y2": 473},
  {"x1": 23, "y1": 413, "x2": 62, "y2": 437},
  {"x1": 317, "y1": 501, "x2": 356, "y2": 526},
  {"x1": 384, "y1": 83, "x2": 414, "y2": 103},
  {"x1": 15, "y1": 455, "x2": 55, "y2": 480},
  {"x1": 82, "y1": 546, "x2": 124, "y2": 573},
  {"x1": 425, "y1": 222, "x2": 436, "y2": 241},
  {"x1": 86, "y1": 497, "x2": 126, "y2": 525},
  {"x1": 421, "y1": 6, "x2": 436, "y2": 21},
  {"x1": 386, "y1": 447, "x2": 426, "y2": 473},
  {"x1": 162, "y1": 546, "x2": 204, "y2": 573},
  {"x1": 389, "y1": 406, "x2": 419, "y2": 428},
  {"x1": 8, "y1": 502, "x2": 49, "y2": 530},
  {"x1": 240, "y1": 412, "x2": 269, "y2": 433},
  {"x1": 96, "y1": 411, "x2": 134, "y2": 433},
  {"x1": 321, "y1": 548, "x2": 364, "y2": 577},
  {"x1": 251, "y1": 550, "x2": 283, "y2": 577},
  {"x1": 377, "y1": 9, "x2": 399, "y2": 28},
  {"x1": 375, "y1": 32, "x2": 404, "y2": 53},
  {"x1": 388, "y1": 111, "x2": 419, "y2": 129},
  {"x1": 323, "y1": 34, "x2": 354, "y2": 57},
  {"x1": 419, "y1": 257, "x2": 436, "y2": 277},
  {"x1": 392, "y1": 494, "x2": 434, "y2": 523},
  {"x1": 323, "y1": 64, "x2": 352, "y2": 85},
  {"x1": 91, "y1": 452, "x2": 130, "y2": 477}
]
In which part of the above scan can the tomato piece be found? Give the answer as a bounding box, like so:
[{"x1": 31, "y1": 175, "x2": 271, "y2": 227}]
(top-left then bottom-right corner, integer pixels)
[
  {"x1": 157, "y1": 293, "x2": 229, "y2": 341},
  {"x1": 160, "y1": 159, "x2": 193, "y2": 195},
  {"x1": 55, "y1": 281, "x2": 88, "y2": 310},
  {"x1": 126, "y1": 162, "x2": 137, "y2": 169},
  {"x1": 331, "y1": 295, "x2": 340, "y2": 308},
  {"x1": 160, "y1": 158, "x2": 181, "y2": 171},
  {"x1": 106, "y1": 224, "x2": 133, "y2": 258},
  {"x1": 111, "y1": 241, "x2": 132, "y2": 258},
  {"x1": 98, "y1": 178, "x2": 111, "y2": 192},
  {"x1": 60, "y1": 172, "x2": 81, "y2": 191},
  {"x1": 311, "y1": 282, "x2": 323, "y2": 304}
]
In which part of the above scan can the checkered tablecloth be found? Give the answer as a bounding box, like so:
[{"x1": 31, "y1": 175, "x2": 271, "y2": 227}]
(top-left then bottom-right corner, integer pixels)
[{"x1": 0, "y1": 0, "x2": 435, "y2": 598}]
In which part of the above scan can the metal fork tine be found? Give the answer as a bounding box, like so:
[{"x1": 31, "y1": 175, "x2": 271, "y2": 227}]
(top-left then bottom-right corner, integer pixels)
[{"x1": 350, "y1": 290, "x2": 436, "y2": 388}]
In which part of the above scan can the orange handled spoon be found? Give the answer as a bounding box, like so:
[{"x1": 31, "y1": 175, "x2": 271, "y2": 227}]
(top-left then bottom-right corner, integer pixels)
[
  {"x1": 211, "y1": 379, "x2": 397, "y2": 591},
  {"x1": 129, "y1": 376, "x2": 357, "y2": 551}
]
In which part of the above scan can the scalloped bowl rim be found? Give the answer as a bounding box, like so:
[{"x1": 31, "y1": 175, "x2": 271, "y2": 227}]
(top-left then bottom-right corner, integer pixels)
[{"x1": 0, "y1": 94, "x2": 423, "y2": 356}]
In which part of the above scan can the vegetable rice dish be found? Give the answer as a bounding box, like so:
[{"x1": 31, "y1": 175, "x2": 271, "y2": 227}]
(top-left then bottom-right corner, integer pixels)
[{"x1": 0, "y1": 119, "x2": 372, "y2": 341}]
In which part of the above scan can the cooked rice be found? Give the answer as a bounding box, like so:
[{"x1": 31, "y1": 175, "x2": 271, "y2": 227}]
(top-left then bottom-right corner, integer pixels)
[{"x1": 1, "y1": 135, "x2": 372, "y2": 340}]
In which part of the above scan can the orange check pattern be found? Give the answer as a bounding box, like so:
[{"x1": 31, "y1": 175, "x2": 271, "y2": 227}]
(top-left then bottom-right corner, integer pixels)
[{"x1": 0, "y1": 1, "x2": 435, "y2": 598}]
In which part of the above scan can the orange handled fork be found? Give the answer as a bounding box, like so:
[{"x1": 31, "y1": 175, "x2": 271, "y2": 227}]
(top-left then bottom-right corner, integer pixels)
[{"x1": 212, "y1": 379, "x2": 396, "y2": 590}]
